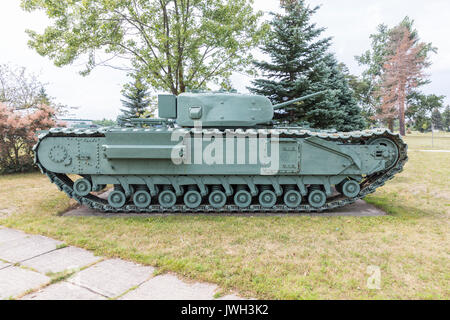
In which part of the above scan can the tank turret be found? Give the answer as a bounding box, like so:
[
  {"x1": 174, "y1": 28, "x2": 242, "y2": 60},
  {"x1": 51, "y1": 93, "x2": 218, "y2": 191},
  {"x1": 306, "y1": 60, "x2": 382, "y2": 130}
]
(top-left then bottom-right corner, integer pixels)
[{"x1": 157, "y1": 91, "x2": 326, "y2": 127}]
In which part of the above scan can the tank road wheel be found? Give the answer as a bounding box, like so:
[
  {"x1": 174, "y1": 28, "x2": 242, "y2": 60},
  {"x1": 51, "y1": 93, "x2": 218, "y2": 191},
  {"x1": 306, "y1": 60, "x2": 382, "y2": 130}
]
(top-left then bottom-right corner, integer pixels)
[
  {"x1": 108, "y1": 189, "x2": 126, "y2": 208},
  {"x1": 258, "y1": 189, "x2": 277, "y2": 208},
  {"x1": 73, "y1": 178, "x2": 92, "y2": 196},
  {"x1": 308, "y1": 189, "x2": 326, "y2": 208},
  {"x1": 133, "y1": 190, "x2": 152, "y2": 208},
  {"x1": 369, "y1": 137, "x2": 399, "y2": 169},
  {"x1": 183, "y1": 189, "x2": 202, "y2": 209},
  {"x1": 284, "y1": 190, "x2": 302, "y2": 208},
  {"x1": 234, "y1": 189, "x2": 252, "y2": 208},
  {"x1": 341, "y1": 180, "x2": 361, "y2": 198},
  {"x1": 209, "y1": 188, "x2": 227, "y2": 209},
  {"x1": 159, "y1": 189, "x2": 177, "y2": 208}
]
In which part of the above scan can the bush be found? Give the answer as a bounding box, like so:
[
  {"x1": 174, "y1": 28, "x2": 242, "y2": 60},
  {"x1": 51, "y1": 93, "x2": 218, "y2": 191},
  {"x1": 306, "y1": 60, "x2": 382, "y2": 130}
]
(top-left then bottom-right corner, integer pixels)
[{"x1": 0, "y1": 103, "x2": 56, "y2": 173}]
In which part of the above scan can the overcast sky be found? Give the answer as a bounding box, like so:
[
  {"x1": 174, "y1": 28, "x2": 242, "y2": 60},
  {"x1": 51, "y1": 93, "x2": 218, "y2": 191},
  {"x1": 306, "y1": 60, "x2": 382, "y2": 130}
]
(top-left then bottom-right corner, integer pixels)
[{"x1": 0, "y1": 0, "x2": 449, "y2": 120}]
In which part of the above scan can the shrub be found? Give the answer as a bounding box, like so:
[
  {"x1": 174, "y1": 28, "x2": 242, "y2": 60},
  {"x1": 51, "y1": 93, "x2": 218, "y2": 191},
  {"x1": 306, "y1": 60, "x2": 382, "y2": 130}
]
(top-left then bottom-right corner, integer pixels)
[{"x1": 0, "y1": 103, "x2": 57, "y2": 173}]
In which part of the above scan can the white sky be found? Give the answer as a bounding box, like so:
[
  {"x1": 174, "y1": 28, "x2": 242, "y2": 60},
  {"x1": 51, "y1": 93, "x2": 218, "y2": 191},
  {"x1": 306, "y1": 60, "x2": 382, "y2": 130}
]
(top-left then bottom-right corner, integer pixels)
[{"x1": 0, "y1": 0, "x2": 449, "y2": 120}]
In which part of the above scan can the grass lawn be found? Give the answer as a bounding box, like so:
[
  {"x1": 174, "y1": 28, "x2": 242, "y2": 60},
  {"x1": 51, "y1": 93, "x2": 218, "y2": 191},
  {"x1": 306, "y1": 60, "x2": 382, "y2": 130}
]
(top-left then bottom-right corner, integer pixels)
[{"x1": 0, "y1": 132, "x2": 448, "y2": 299}]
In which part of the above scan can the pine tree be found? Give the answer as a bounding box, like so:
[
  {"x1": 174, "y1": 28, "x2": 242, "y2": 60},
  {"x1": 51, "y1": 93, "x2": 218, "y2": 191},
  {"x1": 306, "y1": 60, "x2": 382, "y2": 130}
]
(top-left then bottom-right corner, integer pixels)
[
  {"x1": 37, "y1": 87, "x2": 51, "y2": 105},
  {"x1": 119, "y1": 75, "x2": 150, "y2": 123},
  {"x1": 355, "y1": 17, "x2": 436, "y2": 129},
  {"x1": 374, "y1": 26, "x2": 429, "y2": 135},
  {"x1": 249, "y1": 0, "x2": 365, "y2": 131},
  {"x1": 314, "y1": 55, "x2": 366, "y2": 131}
]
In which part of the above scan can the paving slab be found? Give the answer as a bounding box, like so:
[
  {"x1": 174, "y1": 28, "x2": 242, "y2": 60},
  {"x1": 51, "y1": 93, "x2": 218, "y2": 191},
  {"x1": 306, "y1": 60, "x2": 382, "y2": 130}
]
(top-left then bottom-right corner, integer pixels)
[
  {"x1": 0, "y1": 234, "x2": 62, "y2": 263},
  {"x1": 21, "y1": 281, "x2": 106, "y2": 300},
  {"x1": 120, "y1": 274, "x2": 218, "y2": 300},
  {"x1": 0, "y1": 265, "x2": 50, "y2": 299},
  {"x1": 0, "y1": 228, "x2": 250, "y2": 300},
  {"x1": 0, "y1": 228, "x2": 29, "y2": 243},
  {"x1": 68, "y1": 258, "x2": 154, "y2": 298},
  {"x1": 23, "y1": 246, "x2": 101, "y2": 274}
]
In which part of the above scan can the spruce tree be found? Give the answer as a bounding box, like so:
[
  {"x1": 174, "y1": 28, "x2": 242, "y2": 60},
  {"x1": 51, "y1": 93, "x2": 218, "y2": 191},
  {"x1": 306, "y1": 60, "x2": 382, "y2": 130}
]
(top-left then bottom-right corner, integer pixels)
[
  {"x1": 37, "y1": 87, "x2": 52, "y2": 105},
  {"x1": 119, "y1": 75, "x2": 150, "y2": 123},
  {"x1": 249, "y1": 0, "x2": 365, "y2": 131}
]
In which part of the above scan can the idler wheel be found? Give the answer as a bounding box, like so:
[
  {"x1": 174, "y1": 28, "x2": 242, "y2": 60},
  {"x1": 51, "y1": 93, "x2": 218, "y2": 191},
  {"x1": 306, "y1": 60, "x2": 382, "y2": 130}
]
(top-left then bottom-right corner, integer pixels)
[
  {"x1": 308, "y1": 189, "x2": 326, "y2": 208},
  {"x1": 133, "y1": 190, "x2": 152, "y2": 208},
  {"x1": 234, "y1": 190, "x2": 252, "y2": 208},
  {"x1": 341, "y1": 180, "x2": 360, "y2": 198},
  {"x1": 73, "y1": 178, "x2": 92, "y2": 196},
  {"x1": 209, "y1": 190, "x2": 227, "y2": 208},
  {"x1": 283, "y1": 190, "x2": 302, "y2": 208},
  {"x1": 369, "y1": 137, "x2": 399, "y2": 169},
  {"x1": 258, "y1": 189, "x2": 277, "y2": 208},
  {"x1": 183, "y1": 190, "x2": 202, "y2": 209},
  {"x1": 108, "y1": 190, "x2": 126, "y2": 208},
  {"x1": 159, "y1": 189, "x2": 177, "y2": 208}
]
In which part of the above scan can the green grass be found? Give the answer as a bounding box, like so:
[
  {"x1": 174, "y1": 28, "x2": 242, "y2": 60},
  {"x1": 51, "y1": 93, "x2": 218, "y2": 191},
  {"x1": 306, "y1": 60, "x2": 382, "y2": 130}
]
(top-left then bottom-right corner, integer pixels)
[
  {"x1": 0, "y1": 132, "x2": 448, "y2": 300},
  {"x1": 404, "y1": 131, "x2": 450, "y2": 150}
]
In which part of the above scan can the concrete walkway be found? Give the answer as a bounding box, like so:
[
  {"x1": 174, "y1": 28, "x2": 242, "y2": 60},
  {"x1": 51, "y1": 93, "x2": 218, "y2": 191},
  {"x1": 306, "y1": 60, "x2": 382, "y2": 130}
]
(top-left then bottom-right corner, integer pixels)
[{"x1": 0, "y1": 226, "x2": 243, "y2": 300}]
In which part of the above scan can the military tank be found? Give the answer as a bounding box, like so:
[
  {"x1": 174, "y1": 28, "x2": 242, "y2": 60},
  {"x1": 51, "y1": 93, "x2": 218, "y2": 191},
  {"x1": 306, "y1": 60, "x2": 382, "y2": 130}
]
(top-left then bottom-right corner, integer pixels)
[{"x1": 33, "y1": 91, "x2": 407, "y2": 213}]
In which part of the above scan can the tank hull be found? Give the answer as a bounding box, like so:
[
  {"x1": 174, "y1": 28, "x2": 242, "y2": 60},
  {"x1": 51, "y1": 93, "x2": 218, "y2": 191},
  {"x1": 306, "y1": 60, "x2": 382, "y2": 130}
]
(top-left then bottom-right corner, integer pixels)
[{"x1": 34, "y1": 127, "x2": 407, "y2": 213}]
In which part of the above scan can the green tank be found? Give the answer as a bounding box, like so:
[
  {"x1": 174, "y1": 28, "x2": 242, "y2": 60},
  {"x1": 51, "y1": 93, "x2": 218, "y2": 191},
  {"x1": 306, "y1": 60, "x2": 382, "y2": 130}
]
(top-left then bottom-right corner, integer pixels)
[{"x1": 33, "y1": 91, "x2": 407, "y2": 213}]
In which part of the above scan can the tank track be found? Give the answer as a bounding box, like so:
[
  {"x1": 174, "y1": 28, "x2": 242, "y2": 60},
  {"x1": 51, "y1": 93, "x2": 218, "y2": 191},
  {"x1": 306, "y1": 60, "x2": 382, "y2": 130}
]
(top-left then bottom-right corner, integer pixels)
[{"x1": 34, "y1": 127, "x2": 407, "y2": 214}]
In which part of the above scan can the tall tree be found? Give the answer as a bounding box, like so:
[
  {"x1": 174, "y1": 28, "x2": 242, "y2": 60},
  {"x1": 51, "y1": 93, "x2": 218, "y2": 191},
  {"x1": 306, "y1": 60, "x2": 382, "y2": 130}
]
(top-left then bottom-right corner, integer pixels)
[
  {"x1": 119, "y1": 75, "x2": 151, "y2": 122},
  {"x1": 0, "y1": 64, "x2": 46, "y2": 110},
  {"x1": 21, "y1": 0, "x2": 267, "y2": 95},
  {"x1": 249, "y1": 0, "x2": 364, "y2": 131},
  {"x1": 355, "y1": 17, "x2": 436, "y2": 132},
  {"x1": 431, "y1": 108, "x2": 443, "y2": 130},
  {"x1": 374, "y1": 26, "x2": 430, "y2": 135},
  {"x1": 442, "y1": 105, "x2": 450, "y2": 132},
  {"x1": 339, "y1": 63, "x2": 375, "y2": 127},
  {"x1": 406, "y1": 93, "x2": 445, "y2": 131},
  {"x1": 0, "y1": 64, "x2": 72, "y2": 115}
]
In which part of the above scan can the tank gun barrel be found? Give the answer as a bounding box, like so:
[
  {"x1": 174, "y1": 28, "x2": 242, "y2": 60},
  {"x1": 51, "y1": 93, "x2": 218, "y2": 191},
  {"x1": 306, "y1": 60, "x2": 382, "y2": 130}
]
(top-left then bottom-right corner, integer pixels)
[{"x1": 273, "y1": 91, "x2": 327, "y2": 110}]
